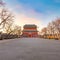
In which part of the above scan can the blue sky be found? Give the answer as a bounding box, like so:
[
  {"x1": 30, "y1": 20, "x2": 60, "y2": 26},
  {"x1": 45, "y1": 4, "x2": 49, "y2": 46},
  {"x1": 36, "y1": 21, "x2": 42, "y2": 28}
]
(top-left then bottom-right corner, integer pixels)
[{"x1": 4, "y1": 0, "x2": 60, "y2": 30}]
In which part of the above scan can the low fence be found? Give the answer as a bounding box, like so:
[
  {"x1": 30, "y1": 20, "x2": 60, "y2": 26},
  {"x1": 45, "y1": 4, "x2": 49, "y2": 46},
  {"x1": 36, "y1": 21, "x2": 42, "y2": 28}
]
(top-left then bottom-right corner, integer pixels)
[
  {"x1": 0, "y1": 33, "x2": 20, "y2": 40},
  {"x1": 40, "y1": 34, "x2": 60, "y2": 40}
]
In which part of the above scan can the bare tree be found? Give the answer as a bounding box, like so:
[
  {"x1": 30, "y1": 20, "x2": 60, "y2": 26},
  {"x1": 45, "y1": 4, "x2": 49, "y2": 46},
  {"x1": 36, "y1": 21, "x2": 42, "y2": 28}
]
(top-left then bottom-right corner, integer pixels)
[
  {"x1": 4, "y1": 19, "x2": 14, "y2": 34},
  {"x1": 41, "y1": 27, "x2": 47, "y2": 35},
  {"x1": 46, "y1": 18, "x2": 60, "y2": 35},
  {"x1": 47, "y1": 22, "x2": 55, "y2": 35},
  {"x1": 52, "y1": 18, "x2": 60, "y2": 34},
  {"x1": 0, "y1": 0, "x2": 14, "y2": 31},
  {"x1": 0, "y1": 0, "x2": 5, "y2": 6},
  {"x1": 12, "y1": 25, "x2": 21, "y2": 36}
]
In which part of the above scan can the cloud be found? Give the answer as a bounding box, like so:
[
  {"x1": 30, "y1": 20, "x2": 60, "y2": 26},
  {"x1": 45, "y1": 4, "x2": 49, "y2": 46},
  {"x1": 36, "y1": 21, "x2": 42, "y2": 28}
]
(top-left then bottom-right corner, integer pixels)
[
  {"x1": 12, "y1": 4, "x2": 45, "y2": 31},
  {"x1": 14, "y1": 13, "x2": 42, "y2": 27},
  {"x1": 14, "y1": 12, "x2": 45, "y2": 31},
  {"x1": 4, "y1": 1, "x2": 45, "y2": 30},
  {"x1": 15, "y1": 4, "x2": 44, "y2": 18}
]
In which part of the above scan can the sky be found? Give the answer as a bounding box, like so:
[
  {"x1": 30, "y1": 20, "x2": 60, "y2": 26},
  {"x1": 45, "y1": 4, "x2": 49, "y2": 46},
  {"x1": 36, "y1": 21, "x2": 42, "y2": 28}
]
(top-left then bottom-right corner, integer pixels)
[{"x1": 4, "y1": 0, "x2": 60, "y2": 30}]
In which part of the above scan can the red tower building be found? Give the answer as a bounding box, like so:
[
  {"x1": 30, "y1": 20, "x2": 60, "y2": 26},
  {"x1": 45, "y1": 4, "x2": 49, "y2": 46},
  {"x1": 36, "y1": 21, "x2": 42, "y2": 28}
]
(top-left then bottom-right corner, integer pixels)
[{"x1": 22, "y1": 24, "x2": 38, "y2": 37}]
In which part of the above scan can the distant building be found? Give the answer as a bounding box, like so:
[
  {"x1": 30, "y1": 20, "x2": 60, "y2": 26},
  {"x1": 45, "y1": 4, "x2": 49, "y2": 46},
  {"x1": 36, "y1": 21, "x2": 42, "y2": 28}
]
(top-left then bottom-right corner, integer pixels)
[{"x1": 22, "y1": 24, "x2": 38, "y2": 37}]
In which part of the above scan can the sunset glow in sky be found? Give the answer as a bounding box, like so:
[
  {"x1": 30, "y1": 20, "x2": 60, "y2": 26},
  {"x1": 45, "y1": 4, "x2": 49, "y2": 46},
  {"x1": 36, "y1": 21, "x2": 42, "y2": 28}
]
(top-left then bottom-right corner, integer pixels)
[{"x1": 4, "y1": 0, "x2": 60, "y2": 30}]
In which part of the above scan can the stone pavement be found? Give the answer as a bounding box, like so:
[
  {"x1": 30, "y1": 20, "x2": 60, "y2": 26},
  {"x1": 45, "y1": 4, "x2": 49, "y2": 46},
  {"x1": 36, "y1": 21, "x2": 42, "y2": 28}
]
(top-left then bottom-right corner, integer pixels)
[{"x1": 0, "y1": 38, "x2": 60, "y2": 60}]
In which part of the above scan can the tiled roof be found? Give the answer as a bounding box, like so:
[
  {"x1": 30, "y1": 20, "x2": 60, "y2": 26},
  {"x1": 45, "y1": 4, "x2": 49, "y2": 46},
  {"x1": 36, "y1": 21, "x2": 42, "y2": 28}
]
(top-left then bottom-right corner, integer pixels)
[
  {"x1": 23, "y1": 24, "x2": 37, "y2": 28},
  {"x1": 23, "y1": 30, "x2": 38, "y2": 32}
]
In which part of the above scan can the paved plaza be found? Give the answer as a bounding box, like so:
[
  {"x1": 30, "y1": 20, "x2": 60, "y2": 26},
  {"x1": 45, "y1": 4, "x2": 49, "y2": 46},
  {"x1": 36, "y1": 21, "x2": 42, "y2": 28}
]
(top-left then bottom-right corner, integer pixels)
[{"x1": 0, "y1": 38, "x2": 60, "y2": 60}]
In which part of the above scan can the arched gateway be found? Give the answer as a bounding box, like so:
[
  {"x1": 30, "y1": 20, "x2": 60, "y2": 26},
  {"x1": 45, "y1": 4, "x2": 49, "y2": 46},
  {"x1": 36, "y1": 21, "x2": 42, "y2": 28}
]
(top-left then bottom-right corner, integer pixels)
[{"x1": 22, "y1": 24, "x2": 38, "y2": 37}]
